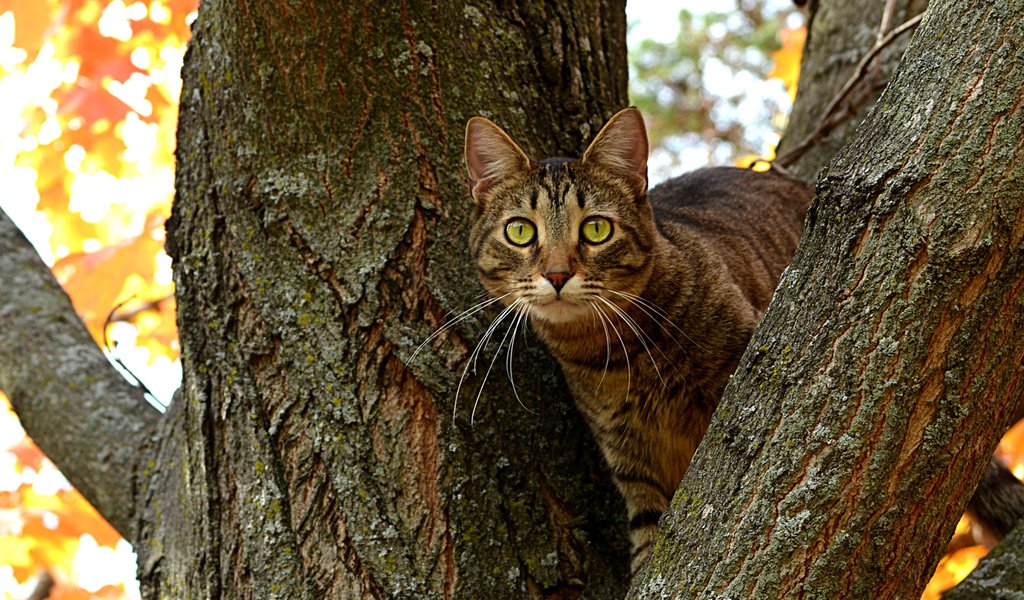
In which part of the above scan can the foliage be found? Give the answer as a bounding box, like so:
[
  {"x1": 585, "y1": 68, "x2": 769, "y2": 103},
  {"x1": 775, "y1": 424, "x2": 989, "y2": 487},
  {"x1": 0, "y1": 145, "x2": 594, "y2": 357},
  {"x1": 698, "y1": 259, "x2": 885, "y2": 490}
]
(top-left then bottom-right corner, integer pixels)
[
  {"x1": 0, "y1": 0, "x2": 1018, "y2": 597},
  {"x1": 0, "y1": 0, "x2": 194, "y2": 596},
  {"x1": 628, "y1": 0, "x2": 804, "y2": 174}
]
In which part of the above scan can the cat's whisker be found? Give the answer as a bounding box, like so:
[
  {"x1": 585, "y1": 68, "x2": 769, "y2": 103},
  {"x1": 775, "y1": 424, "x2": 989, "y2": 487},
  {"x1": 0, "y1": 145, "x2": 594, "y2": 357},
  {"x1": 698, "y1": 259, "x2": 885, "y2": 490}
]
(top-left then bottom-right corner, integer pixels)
[
  {"x1": 588, "y1": 303, "x2": 613, "y2": 393},
  {"x1": 411, "y1": 291, "x2": 515, "y2": 363},
  {"x1": 592, "y1": 300, "x2": 630, "y2": 402},
  {"x1": 596, "y1": 296, "x2": 666, "y2": 387},
  {"x1": 505, "y1": 305, "x2": 537, "y2": 415},
  {"x1": 471, "y1": 299, "x2": 526, "y2": 425},
  {"x1": 605, "y1": 292, "x2": 688, "y2": 355},
  {"x1": 455, "y1": 299, "x2": 521, "y2": 422},
  {"x1": 608, "y1": 289, "x2": 708, "y2": 353}
]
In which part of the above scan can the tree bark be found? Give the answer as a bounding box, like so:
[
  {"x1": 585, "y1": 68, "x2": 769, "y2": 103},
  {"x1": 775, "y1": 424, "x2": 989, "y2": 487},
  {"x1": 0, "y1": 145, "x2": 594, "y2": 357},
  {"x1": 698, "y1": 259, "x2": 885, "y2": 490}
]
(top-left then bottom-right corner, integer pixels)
[
  {"x1": 144, "y1": 0, "x2": 631, "y2": 597},
  {"x1": 629, "y1": 0, "x2": 1024, "y2": 597},
  {"x1": 5, "y1": 0, "x2": 1022, "y2": 597},
  {"x1": 0, "y1": 211, "x2": 158, "y2": 539}
]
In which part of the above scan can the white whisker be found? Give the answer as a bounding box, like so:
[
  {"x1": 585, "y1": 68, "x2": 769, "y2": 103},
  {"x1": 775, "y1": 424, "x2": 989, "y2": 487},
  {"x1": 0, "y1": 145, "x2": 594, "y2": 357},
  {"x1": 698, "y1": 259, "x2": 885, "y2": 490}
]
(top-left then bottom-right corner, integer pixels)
[
  {"x1": 411, "y1": 291, "x2": 515, "y2": 363},
  {"x1": 596, "y1": 296, "x2": 666, "y2": 387},
  {"x1": 505, "y1": 306, "x2": 537, "y2": 415},
  {"x1": 455, "y1": 299, "x2": 521, "y2": 421},
  {"x1": 592, "y1": 300, "x2": 630, "y2": 402},
  {"x1": 471, "y1": 299, "x2": 525, "y2": 424},
  {"x1": 607, "y1": 289, "x2": 707, "y2": 353},
  {"x1": 589, "y1": 303, "x2": 613, "y2": 393}
]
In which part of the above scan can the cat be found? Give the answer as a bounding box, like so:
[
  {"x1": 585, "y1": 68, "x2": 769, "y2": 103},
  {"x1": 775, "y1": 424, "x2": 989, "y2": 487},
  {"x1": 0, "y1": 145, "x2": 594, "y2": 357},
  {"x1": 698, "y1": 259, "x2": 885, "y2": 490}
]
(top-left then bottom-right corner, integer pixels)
[{"x1": 463, "y1": 107, "x2": 812, "y2": 571}]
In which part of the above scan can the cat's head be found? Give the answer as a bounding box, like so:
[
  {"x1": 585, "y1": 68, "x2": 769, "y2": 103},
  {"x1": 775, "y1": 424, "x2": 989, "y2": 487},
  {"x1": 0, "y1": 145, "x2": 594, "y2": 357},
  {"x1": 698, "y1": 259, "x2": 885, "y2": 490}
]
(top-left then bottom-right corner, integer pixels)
[{"x1": 464, "y1": 108, "x2": 656, "y2": 325}]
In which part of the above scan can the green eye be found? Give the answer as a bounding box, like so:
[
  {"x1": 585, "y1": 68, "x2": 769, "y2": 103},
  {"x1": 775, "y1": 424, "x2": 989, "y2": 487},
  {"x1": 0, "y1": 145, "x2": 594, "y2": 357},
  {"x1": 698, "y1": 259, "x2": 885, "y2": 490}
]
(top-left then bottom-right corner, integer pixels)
[
  {"x1": 505, "y1": 218, "x2": 536, "y2": 246},
  {"x1": 581, "y1": 216, "x2": 613, "y2": 244}
]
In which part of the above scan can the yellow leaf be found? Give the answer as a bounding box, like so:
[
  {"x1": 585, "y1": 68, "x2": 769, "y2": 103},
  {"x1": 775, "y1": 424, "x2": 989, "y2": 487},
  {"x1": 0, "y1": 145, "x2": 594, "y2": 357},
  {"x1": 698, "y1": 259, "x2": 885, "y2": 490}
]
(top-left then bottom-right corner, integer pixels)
[
  {"x1": 922, "y1": 545, "x2": 988, "y2": 600},
  {"x1": 0, "y1": 535, "x2": 35, "y2": 582},
  {"x1": 769, "y1": 26, "x2": 806, "y2": 102}
]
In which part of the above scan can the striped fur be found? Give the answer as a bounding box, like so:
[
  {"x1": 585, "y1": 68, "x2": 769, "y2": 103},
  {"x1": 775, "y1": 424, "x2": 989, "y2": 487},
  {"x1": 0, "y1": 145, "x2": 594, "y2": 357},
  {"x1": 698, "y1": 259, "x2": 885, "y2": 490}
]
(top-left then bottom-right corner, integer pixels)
[{"x1": 465, "y1": 109, "x2": 812, "y2": 572}]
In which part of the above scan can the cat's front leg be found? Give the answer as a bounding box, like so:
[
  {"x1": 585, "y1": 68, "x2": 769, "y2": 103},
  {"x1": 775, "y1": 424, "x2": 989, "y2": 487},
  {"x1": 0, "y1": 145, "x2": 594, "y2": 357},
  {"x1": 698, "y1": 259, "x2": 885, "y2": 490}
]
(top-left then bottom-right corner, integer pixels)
[{"x1": 607, "y1": 461, "x2": 673, "y2": 572}]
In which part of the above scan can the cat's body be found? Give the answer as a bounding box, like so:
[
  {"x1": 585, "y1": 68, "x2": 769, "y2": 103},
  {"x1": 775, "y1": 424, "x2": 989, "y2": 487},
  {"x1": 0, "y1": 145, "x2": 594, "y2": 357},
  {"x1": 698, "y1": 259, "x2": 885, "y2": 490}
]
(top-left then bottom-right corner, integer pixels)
[
  {"x1": 530, "y1": 167, "x2": 809, "y2": 565},
  {"x1": 465, "y1": 108, "x2": 811, "y2": 570}
]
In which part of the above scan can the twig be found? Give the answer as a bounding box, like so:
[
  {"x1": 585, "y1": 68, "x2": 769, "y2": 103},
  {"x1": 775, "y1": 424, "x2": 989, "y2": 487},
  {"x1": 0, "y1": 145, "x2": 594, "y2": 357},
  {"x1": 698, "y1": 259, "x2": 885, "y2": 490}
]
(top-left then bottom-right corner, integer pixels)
[
  {"x1": 775, "y1": 12, "x2": 924, "y2": 168},
  {"x1": 103, "y1": 296, "x2": 164, "y2": 408},
  {"x1": 25, "y1": 571, "x2": 54, "y2": 600},
  {"x1": 878, "y1": 0, "x2": 899, "y2": 43},
  {"x1": 872, "y1": 0, "x2": 900, "y2": 81},
  {"x1": 107, "y1": 293, "x2": 174, "y2": 322}
]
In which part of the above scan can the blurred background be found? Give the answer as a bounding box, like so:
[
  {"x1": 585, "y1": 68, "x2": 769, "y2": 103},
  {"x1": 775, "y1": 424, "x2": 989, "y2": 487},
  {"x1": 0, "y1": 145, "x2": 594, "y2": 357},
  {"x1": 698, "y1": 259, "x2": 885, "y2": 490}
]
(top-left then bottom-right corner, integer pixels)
[{"x1": 0, "y1": 0, "x2": 1010, "y2": 597}]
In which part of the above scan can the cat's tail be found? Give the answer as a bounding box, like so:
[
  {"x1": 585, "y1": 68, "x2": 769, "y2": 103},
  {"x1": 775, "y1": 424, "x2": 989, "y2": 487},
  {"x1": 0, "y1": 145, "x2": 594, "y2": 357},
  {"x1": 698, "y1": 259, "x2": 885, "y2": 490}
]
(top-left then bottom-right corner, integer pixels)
[{"x1": 965, "y1": 456, "x2": 1024, "y2": 546}]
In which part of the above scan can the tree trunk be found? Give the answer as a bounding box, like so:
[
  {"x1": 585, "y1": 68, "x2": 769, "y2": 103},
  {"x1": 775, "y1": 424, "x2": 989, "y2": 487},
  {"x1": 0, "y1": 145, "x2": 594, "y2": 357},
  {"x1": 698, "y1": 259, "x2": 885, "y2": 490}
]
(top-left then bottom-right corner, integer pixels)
[
  {"x1": 145, "y1": 0, "x2": 631, "y2": 597},
  {"x1": 628, "y1": 0, "x2": 1024, "y2": 597}
]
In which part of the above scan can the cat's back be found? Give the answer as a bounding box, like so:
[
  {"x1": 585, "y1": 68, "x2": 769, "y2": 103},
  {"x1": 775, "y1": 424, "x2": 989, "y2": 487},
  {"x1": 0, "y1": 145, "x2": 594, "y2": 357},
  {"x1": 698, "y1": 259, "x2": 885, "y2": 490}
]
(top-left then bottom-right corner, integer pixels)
[{"x1": 649, "y1": 166, "x2": 812, "y2": 312}]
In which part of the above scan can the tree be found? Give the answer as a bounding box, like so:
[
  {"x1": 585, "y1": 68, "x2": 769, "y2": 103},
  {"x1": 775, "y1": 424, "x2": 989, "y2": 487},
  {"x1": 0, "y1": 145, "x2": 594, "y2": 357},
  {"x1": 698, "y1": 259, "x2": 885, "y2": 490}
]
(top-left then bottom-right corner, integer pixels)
[
  {"x1": 6, "y1": 0, "x2": 633, "y2": 596},
  {"x1": 1, "y1": 1, "x2": 1020, "y2": 600}
]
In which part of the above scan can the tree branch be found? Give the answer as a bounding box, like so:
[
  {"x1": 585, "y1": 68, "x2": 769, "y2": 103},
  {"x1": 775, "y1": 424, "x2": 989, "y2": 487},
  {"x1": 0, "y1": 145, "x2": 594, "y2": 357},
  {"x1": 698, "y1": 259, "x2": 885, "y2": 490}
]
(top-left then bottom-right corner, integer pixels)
[
  {"x1": 629, "y1": 0, "x2": 1024, "y2": 595},
  {"x1": 0, "y1": 209, "x2": 159, "y2": 540},
  {"x1": 774, "y1": 13, "x2": 923, "y2": 168}
]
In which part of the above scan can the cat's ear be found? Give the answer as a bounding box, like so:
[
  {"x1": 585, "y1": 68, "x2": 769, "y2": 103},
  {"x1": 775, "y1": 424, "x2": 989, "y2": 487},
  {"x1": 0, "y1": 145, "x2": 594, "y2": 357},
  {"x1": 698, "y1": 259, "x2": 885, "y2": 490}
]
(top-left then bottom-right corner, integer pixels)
[
  {"x1": 582, "y1": 107, "x2": 649, "y2": 197},
  {"x1": 465, "y1": 117, "x2": 532, "y2": 203}
]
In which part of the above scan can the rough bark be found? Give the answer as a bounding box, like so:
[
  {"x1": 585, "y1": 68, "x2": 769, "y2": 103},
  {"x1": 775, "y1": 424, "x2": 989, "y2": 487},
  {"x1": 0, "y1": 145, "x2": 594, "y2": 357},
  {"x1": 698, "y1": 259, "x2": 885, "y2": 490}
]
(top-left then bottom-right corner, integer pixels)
[
  {"x1": 0, "y1": 210, "x2": 158, "y2": 538},
  {"x1": 144, "y1": 1, "x2": 631, "y2": 598},
  {"x1": 629, "y1": 0, "x2": 1024, "y2": 597}
]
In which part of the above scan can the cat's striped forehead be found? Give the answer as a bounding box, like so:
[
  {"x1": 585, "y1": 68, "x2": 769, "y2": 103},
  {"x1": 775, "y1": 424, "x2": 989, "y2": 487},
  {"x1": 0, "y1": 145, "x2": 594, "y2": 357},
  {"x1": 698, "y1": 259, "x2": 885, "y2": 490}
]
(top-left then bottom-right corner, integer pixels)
[
  {"x1": 527, "y1": 159, "x2": 579, "y2": 213},
  {"x1": 513, "y1": 159, "x2": 630, "y2": 217}
]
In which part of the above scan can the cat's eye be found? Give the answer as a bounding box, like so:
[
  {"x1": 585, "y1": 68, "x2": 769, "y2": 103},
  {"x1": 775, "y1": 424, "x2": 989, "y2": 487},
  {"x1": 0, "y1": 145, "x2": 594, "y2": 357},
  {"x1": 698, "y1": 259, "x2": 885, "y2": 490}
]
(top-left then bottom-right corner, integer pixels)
[
  {"x1": 505, "y1": 218, "x2": 536, "y2": 246},
  {"x1": 581, "y1": 216, "x2": 613, "y2": 244}
]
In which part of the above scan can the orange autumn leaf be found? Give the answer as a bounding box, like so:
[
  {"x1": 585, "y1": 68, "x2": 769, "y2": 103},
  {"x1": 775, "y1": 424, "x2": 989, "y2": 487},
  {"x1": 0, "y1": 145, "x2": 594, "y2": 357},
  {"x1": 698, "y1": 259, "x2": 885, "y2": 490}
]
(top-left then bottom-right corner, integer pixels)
[
  {"x1": 51, "y1": 582, "x2": 129, "y2": 600},
  {"x1": 3, "y1": 2, "x2": 196, "y2": 597},
  {"x1": 7, "y1": 439, "x2": 46, "y2": 474},
  {"x1": 140, "y1": 295, "x2": 178, "y2": 354},
  {"x1": 52, "y1": 221, "x2": 165, "y2": 340},
  {"x1": 51, "y1": 489, "x2": 122, "y2": 548},
  {"x1": 0, "y1": 0, "x2": 61, "y2": 59},
  {"x1": 922, "y1": 544, "x2": 989, "y2": 599},
  {"x1": 0, "y1": 535, "x2": 36, "y2": 582}
]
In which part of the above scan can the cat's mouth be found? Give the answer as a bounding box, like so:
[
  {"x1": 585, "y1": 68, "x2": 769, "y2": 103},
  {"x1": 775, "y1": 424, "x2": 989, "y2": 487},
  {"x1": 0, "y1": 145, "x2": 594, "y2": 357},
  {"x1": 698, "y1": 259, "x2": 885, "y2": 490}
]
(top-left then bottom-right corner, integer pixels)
[{"x1": 529, "y1": 296, "x2": 592, "y2": 324}]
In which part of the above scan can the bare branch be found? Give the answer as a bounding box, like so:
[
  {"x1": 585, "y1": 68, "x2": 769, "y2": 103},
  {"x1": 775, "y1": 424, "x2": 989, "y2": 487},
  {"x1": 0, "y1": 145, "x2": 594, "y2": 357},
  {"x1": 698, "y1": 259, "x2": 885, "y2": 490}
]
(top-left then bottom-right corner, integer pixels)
[
  {"x1": 775, "y1": 13, "x2": 923, "y2": 168},
  {"x1": 0, "y1": 209, "x2": 159, "y2": 540}
]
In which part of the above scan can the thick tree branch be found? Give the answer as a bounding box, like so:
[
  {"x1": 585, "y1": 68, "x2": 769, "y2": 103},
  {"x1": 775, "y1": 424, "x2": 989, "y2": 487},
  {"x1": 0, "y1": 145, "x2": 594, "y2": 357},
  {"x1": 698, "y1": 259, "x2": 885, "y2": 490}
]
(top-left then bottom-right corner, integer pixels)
[
  {"x1": 0, "y1": 209, "x2": 159, "y2": 540},
  {"x1": 630, "y1": 0, "x2": 1024, "y2": 596},
  {"x1": 778, "y1": 0, "x2": 926, "y2": 180},
  {"x1": 774, "y1": 12, "x2": 923, "y2": 169}
]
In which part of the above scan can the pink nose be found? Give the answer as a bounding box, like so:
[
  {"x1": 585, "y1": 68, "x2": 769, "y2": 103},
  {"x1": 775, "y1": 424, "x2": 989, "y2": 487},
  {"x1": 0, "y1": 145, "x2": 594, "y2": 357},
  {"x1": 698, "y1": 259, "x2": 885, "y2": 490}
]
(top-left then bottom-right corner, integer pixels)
[{"x1": 545, "y1": 271, "x2": 572, "y2": 292}]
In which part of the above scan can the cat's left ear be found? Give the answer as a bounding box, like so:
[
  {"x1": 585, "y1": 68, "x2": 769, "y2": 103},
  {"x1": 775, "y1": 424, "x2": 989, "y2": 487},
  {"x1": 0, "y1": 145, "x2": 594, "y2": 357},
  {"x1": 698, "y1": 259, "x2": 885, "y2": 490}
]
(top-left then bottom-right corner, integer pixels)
[
  {"x1": 465, "y1": 117, "x2": 533, "y2": 204},
  {"x1": 582, "y1": 107, "x2": 649, "y2": 197}
]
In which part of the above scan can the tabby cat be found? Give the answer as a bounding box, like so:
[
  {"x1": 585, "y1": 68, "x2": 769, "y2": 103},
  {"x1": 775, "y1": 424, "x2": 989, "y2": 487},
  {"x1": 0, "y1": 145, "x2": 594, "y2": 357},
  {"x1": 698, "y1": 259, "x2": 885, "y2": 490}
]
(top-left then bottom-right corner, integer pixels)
[{"x1": 463, "y1": 108, "x2": 811, "y2": 571}]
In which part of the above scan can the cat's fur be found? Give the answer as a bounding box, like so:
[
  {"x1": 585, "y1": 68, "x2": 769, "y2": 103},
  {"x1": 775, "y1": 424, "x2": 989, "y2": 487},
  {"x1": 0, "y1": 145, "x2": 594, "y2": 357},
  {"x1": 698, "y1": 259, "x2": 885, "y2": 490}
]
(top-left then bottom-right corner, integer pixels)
[{"x1": 464, "y1": 108, "x2": 811, "y2": 570}]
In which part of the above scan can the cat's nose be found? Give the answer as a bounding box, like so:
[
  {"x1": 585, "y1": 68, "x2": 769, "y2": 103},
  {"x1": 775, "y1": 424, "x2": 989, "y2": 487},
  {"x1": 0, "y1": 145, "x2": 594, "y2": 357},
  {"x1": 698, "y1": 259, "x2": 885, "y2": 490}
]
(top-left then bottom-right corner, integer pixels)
[{"x1": 545, "y1": 270, "x2": 573, "y2": 293}]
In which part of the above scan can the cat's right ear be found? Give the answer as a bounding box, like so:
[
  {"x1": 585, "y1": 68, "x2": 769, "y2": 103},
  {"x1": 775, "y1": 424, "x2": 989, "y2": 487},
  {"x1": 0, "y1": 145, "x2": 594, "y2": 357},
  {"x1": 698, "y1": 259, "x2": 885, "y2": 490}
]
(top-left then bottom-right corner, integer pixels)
[{"x1": 465, "y1": 117, "x2": 532, "y2": 203}]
